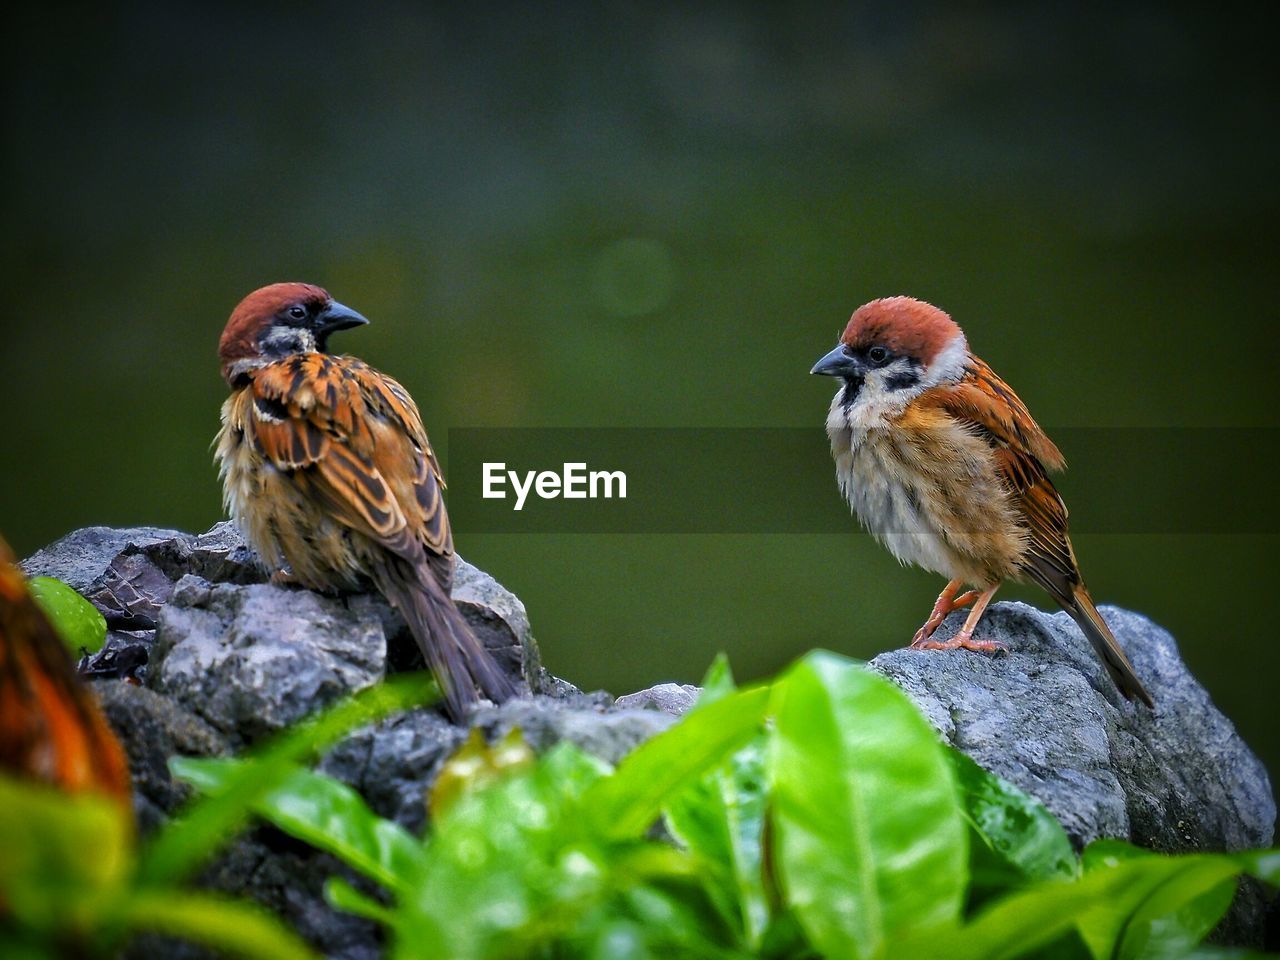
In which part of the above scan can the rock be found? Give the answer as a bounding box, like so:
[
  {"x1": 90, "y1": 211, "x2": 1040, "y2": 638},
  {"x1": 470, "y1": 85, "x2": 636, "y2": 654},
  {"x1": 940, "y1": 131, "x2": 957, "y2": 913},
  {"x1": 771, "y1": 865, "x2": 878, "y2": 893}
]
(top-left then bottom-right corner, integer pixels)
[
  {"x1": 21, "y1": 522, "x2": 648, "y2": 956},
  {"x1": 614, "y1": 682, "x2": 701, "y2": 715},
  {"x1": 23, "y1": 526, "x2": 1277, "y2": 953},
  {"x1": 152, "y1": 575, "x2": 389, "y2": 744},
  {"x1": 870, "y1": 602, "x2": 1274, "y2": 853},
  {"x1": 870, "y1": 600, "x2": 1275, "y2": 946},
  {"x1": 94, "y1": 682, "x2": 229, "y2": 833},
  {"x1": 318, "y1": 696, "x2": 674, "y2": 834}
]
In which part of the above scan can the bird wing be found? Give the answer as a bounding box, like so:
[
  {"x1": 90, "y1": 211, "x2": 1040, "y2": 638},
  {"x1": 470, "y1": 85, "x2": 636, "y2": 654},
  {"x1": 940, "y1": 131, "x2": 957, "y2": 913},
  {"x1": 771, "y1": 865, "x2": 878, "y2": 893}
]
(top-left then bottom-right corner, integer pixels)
[
  {"x1": 917, "y1": 354, "x2": 1079, "y2": 597},
  {"x1": 245, "y1": 354, "x2": 453, "y2": 575}
]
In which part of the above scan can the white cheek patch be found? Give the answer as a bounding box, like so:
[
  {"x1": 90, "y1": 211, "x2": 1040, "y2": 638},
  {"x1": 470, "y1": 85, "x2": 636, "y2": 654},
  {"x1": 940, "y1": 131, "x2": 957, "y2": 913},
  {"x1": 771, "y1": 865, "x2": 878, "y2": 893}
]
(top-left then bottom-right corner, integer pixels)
[{"x1": 921, "y1": 334, "x2": 968, "y2": 388}]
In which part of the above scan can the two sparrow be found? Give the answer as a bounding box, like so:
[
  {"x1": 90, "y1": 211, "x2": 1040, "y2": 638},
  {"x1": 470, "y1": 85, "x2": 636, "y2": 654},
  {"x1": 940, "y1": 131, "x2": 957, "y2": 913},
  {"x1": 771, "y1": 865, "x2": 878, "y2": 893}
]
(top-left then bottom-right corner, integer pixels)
[
  {"x1": 215, "y1": 284, "x2": 517, "y2": 720},
  {"x1": 214, "y1": 284, "x2": 1150, "y2": 713},
  {"x1": 812, "y1": 296, "x2": 1152, "y2": 707}
]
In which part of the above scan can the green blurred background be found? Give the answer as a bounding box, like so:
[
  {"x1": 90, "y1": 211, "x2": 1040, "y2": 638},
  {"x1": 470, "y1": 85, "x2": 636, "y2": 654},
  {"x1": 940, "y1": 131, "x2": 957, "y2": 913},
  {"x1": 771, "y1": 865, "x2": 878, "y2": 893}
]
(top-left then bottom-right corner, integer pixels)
[{"x1": 2, "y1": 5, "x2": 1276, "y2": 786}]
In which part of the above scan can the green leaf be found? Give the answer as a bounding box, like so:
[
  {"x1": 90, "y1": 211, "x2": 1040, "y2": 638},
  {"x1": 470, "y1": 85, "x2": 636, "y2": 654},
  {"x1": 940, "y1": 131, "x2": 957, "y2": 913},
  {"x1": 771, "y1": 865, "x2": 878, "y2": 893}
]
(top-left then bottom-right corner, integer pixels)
[
  {"x1": 0, "y1": 776, "x2": 133, "y2": 934},
  {"x1": 118, "y1": 890, "x2": 318, "y2": 959},
  {"x1": 428, "y1": 727, "x2": 536, "y2": 819},
  {"x1": 400, "y1": 742, "x2": 615, "y2": 957},
  {"x1": 1077, "y1": 841, "x2": 1241, "y2": 960},
  {"x1": 767, "y1": 651, "x2": 967, "y2": 960},
  {"x1": 140, "y1": 673, "x2": 436, "y2": 885},
  {"x1": 947, "y1": 748, "x2": 1077, "y2": 906},
  {"x1": 173, "y1": 757, "x2": 425, "y2": 893},
  {"x1": 1236, "y1": 848, "x2": 1280, "y2": 886},
  {"x1": 325, "y1": 877, "x2": 396, "y2": 925},
  {"x1": 698, "y1": 653, "x2": 737, "y2": 705},
  {"x1": 902, "y1": 853, "x2": 1262, "y2": 960},
  {"x1": 664, "y1": 735, "x2": 769, "y2": 948},
  {"x1": 587, "y1": 684, "x2": 771, "y2": 840},
  {"x1": 27, "y1": 576, "x2": 106, "y2": 654}
]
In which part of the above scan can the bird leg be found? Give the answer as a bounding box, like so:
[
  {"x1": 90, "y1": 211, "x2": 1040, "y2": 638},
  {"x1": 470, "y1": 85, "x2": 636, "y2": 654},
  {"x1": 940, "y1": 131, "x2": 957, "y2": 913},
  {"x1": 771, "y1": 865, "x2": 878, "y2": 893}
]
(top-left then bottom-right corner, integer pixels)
[
  {"x1": 910, "y1": 579, "x2": 981, "y2": 648},
  {"x1": 910, "y1": 584, "x2": 1006, "y2": 653}
]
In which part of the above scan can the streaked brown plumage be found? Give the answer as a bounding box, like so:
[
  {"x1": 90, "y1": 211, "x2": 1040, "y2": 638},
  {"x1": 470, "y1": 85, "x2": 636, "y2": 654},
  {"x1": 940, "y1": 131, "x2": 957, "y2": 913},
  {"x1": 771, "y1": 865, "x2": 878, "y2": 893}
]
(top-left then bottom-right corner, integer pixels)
[
  {"x1": 215, "y1": 283, "x2": 517, "y2": 719},
  {"x1": 0, "y1": 536, "x2": 131, "y2": 802},
  {"x1": 813, "y1": 296, "x2": 1153, "y2": 707}
]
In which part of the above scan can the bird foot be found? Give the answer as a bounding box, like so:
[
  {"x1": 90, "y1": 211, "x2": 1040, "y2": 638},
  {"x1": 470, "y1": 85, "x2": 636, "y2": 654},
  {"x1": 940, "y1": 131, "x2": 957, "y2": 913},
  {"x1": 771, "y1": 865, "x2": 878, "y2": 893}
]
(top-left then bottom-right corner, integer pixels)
[
  {"x1": 911, "y1": 584, "x2": 981, "y2": 646},
  {"x1": 910, "y1": 631, "x2": 1007, "y2": 654},
  {"x1": 270, "y1": 569, "x2": 302, "y2": 587}
]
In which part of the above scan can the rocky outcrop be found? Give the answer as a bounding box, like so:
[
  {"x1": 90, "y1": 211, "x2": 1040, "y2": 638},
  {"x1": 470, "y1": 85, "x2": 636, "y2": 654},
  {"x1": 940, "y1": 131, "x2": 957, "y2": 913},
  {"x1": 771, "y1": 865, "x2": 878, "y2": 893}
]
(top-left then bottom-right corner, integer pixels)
[{"x1": 22, "y1": 525, "x2": 1276, "y2": 954}]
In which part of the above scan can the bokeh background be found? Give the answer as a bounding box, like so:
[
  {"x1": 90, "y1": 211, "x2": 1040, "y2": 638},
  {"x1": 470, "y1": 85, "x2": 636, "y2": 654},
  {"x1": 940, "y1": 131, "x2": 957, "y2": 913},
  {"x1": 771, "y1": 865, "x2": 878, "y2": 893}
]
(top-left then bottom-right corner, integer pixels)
[{"x1": 3, "y1": 5, "x2": 1276, "y2": 785}]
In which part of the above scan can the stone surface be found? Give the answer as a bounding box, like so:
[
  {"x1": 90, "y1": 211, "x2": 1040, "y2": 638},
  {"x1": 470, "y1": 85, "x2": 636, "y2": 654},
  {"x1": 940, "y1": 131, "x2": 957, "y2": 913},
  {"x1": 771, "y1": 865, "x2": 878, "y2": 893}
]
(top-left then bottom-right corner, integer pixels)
[
  {"x1": 869, "y1": 602, "x2": 1274, "y2": 854},
  {"x1": 23, "y1": 523, "x2": 684, "y2": 957},
  {"x1": 614, "y1": 682, "x2": 702, "y2": 715},
  {"x1": 871, "y1": 601, "x2": 1276, "y2": 947},
  {"x1": 153, "y1": 575, "x2": 389, "y2": 744},
  {"x1": 21, "y1": 526, "x2": 1277, "y2": 953}
]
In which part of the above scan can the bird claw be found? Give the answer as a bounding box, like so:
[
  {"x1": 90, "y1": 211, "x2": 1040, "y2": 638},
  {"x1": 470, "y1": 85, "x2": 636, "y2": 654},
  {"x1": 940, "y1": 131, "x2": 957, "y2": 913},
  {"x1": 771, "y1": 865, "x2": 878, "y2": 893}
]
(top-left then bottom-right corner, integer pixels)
[{"x1": 910, "y1": 632, "x2": 1008, "y2": 654}]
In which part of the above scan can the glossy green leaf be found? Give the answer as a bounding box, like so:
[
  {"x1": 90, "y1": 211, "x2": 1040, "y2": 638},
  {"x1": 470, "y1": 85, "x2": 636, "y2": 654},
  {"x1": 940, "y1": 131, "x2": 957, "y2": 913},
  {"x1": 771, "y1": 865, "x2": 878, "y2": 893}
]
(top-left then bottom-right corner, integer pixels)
[
  {"x1": 664, "y1": 735, "x2": 769, "y2": 947},
  {"x1": 664, "y1": 655, "x2": 770, "y2": 947},
  {"x1": 27, "y1": 576, "x2": 106, "y2": 654},
  {"x1": 901, "y1": 852, "x2": 1264, "y2": 960},
  {"x1": 399, "y1": 742, "x2": 615, "y2": 958},
  {"x1": 141, "y1": 673, "x2": 436, "y2": 885},
  {"x1": 948, "y1": 747, "x2": 1077, "y2": 906},
  {"x1": 767, "y1": 651, "x2": 967, "y2": 959},
  {"x1": 1078, "y1": 841, "x2": 1239, "y2": 960},
  {"x1": 173, "y1": 757, "x2": 425, "y2": 893},
  {"x1": 587, "y1": 684, "x2": 770, "y2": 840},
  {"x1": 118, "y1": 890, "x2": 317, "y2": 959}
]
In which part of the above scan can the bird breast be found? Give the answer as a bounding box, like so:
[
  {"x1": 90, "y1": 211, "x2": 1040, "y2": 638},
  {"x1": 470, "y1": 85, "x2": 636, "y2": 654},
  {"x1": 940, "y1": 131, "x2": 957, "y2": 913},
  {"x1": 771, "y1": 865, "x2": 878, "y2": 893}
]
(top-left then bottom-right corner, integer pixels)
[
  {"x1": 216, "y1": 391, "x2": 366, "y2": 590},
  {"x1": 825, "y1": 396, "x2": 1027, "y2": 586}
]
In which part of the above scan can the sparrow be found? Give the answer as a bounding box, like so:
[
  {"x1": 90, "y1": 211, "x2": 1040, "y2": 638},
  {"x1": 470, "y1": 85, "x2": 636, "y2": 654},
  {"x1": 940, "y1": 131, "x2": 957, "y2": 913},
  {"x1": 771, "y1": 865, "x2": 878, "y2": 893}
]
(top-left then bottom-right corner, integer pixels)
[
  {"x1": 811, "y1": 296, "x2": 1153, "y2": 707},
  {"x1": 0, "y1": 535, "x2": 131, "y2": 802},
  {"x1": 214, "y1": 282, "x2": 518, "y2": 720}
]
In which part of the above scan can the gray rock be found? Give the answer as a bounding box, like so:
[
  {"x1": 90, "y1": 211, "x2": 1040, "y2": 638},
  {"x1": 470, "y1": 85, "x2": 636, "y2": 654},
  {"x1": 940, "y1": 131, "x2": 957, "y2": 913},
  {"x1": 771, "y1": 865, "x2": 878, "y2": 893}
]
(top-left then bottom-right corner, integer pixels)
[
  {"x1": 22, "y1": 527, "x2": 1277, "y2": 953},
  {"x1": 316, "y1": 696, "x2": 675, "y2": 835},
  {"x1": 871, "y1": 601, "x2": 1275, "y2": 946},
  {"x1": 477, "y1": 696, "x2": 677, "y2": 764},
  {"x1": 870, "y1": 602, "x2": 1274, "y2": 853},
  {"x1": 614, "y1": 682, "x2": 702, "y2": 715},
  {"x1": 153, "y1": 575, "x2": 389, "y2": 744},
  {"x1": 94, "y1": 681, "x2": 229, "y2": 833}
]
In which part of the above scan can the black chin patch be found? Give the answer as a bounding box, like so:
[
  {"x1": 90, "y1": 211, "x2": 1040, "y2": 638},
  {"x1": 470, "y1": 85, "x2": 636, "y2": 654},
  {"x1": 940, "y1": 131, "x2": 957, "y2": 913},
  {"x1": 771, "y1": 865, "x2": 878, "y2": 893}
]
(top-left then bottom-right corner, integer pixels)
[{"x1": 840, "y1": 375, "x2": 864, "y2": 409}]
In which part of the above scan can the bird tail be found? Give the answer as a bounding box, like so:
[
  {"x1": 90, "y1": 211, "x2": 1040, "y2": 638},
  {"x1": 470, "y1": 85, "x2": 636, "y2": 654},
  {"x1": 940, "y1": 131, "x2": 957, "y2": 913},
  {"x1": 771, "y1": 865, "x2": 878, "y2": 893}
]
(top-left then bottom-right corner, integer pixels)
[
  {"x1": 375, "y1": 560, "x2": 519, "y2": 721},
  {"x1": 1060, "y1": 583, "x2": 1154, "y2": 708}
]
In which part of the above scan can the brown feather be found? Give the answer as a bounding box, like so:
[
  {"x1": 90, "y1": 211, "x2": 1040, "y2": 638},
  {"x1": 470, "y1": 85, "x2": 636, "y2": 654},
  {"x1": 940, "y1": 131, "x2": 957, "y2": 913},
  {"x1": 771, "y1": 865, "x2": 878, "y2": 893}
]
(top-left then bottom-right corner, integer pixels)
[
  {"x1": 915, "y1": 355, "x2": 1151, "y2": 705},
  {"x1": 216, "y1": 347, "x2": 514, "y2": 719}
]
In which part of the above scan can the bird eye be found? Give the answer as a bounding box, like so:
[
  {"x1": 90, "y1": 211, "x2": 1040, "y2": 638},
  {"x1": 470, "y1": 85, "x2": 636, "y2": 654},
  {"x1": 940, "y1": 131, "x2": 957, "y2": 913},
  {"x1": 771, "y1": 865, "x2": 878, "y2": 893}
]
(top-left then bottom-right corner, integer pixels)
[
  {"x1": 867, "y1": 346, "x2": 891, "y2": 366},
  {"x1": 287, "y1": 304, "x2": 308, "y2": 322}
]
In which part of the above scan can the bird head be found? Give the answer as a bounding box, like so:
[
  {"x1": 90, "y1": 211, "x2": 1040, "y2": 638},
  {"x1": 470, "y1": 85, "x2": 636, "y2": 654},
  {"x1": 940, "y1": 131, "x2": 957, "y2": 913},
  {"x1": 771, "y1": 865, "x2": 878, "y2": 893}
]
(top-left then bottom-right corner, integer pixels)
[
  {"x1": 218, "y1": 282, "x2": 369, "y2": 385},
  {"x1": 811, "y1": 296, "x2": 968, "y2": 417}
]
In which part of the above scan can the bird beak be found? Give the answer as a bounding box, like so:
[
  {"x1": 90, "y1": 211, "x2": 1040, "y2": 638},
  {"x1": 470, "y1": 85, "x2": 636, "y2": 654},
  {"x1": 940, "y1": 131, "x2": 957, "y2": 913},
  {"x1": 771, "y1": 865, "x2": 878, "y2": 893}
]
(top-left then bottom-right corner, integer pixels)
[
  {"x1": 314, "y1": 301, "x2": 370, "y2": 336},
  {"x1": 811, "y1": 344, "x2": 861, "y2": 377}
]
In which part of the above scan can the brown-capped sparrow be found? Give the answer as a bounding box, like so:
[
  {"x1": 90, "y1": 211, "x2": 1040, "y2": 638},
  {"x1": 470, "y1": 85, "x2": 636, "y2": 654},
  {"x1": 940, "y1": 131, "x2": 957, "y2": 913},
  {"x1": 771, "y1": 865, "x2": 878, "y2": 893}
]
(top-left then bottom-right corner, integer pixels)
[
  {"x1": 215, "y1": 283, "x2": 518, "y2": 720},
  {"x1": 812, "y1": 296, "x2": 1152, "y2": 707}
]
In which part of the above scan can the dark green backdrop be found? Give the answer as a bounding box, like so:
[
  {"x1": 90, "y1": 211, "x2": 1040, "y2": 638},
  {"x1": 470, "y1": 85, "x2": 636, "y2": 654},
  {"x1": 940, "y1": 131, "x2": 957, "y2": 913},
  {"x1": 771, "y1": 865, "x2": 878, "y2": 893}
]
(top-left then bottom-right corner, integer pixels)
[{"x1": 2, "y1": 5, "x2": 1276, "y2": 787}]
